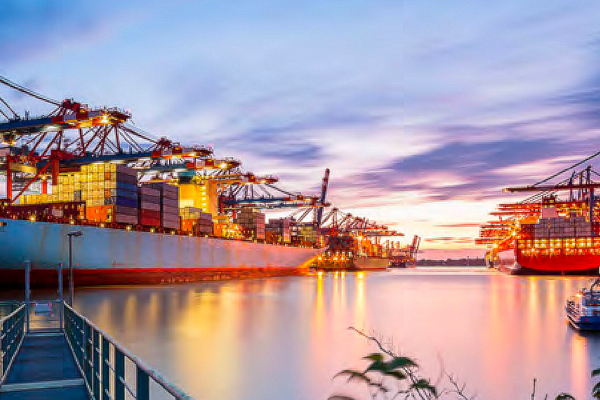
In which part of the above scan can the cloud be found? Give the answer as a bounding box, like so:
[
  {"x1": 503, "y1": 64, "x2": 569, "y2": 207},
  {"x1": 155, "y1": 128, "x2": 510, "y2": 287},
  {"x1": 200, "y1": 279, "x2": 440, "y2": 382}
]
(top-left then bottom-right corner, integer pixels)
[{"x1": 3, "y1": 1, "x2": 600, "y2": 256}]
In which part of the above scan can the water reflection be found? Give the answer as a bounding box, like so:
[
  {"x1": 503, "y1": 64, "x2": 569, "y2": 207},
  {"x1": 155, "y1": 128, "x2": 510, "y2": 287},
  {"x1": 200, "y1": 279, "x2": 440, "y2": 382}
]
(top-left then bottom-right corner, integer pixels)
[{"x1": 64, "y1": 269, "x2": 599, "y2": 400}]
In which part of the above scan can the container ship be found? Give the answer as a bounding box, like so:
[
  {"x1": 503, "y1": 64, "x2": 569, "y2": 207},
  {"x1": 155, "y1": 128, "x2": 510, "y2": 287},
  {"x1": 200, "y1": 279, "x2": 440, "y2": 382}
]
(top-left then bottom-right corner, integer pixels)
[
  {"x1": 308, "y1": 208, "x2": 420, "y2": 271},
  {"x1": 0, "y1": 76, "x2": 331, "y2": 287},
  {"x1": 477, "y1": 162, "x2": 600, "y2": 275}
]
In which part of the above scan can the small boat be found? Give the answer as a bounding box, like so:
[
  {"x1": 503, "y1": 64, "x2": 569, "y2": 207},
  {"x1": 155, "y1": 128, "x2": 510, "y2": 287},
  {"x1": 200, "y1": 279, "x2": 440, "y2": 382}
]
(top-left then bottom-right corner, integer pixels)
[{"x1": 566, "y1": 278, "x2": 600, "y2": 330}]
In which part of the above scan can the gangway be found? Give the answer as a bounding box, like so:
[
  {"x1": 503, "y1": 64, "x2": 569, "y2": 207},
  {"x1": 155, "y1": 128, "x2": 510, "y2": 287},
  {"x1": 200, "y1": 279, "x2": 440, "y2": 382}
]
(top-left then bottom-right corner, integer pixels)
[{"x1": 0, "y1": 261, "x2": 193, "y2": 400}]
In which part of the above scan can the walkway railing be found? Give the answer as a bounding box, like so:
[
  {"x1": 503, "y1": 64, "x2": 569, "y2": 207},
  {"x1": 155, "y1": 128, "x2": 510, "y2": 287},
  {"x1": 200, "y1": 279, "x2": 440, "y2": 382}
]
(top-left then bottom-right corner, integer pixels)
[
  {"x1": 0, "y1": 303, "x2": 25, "y2": 385},
  {"x1": 64, "y1": 303, "x2": 193, "y2": 400}
]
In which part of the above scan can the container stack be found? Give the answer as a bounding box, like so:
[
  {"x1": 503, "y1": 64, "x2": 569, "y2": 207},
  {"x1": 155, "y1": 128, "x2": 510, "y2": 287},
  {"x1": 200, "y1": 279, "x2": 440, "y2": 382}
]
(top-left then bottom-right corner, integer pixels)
[
  {"x1": 138, "y1": 186, "x2": 161, "y2": 227},
  {"x1": 292, "y1": 224, "x2": 318, "y2": 244},
  {"x1": 79, "y1": 163, "x2": 138, "y2": 224},
  {"x1": 266, "y1": 218, "x2": 292, "y2": 243},
  {"x1": 533, "y1": 216, "x2": 595, "y2": 239},
  {"x1": 0, "y1": 202, "x2": 84, "y2": 221},
  {"x1": 180, "y1": 207, "x2": 213, "y2": 234},
  {"x1": 520, "y1": 223, "x2": 535, "y2": 239},
  {"x1": 234, "y1": 208, "x2": 265, "y2": 239},
  {"x1": 573, "y1": 216, "x2": 592, "y2": 237},
  {"x1": 197, "y1": 212, "x2": 213, "y2": 235},
  {"x1": 534, "y1": 218, "x2": 549, "y2": 238},
  {"x1": 148, "y1": 183, "x2": 180, "y2": 230}
]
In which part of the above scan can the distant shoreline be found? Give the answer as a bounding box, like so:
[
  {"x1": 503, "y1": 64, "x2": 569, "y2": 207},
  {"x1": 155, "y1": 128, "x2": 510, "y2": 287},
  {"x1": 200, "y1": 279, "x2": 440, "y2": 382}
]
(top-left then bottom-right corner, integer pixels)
[{"x1": 417, "y1": 258, "x2": 486, "y2": 267}]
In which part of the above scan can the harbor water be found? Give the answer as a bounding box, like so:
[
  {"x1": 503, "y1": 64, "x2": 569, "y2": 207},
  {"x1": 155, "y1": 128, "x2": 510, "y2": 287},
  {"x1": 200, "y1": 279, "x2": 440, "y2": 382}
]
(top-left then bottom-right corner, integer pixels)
[{"x1": 8, "y1": 268, "x2": 600, "y2": 399}]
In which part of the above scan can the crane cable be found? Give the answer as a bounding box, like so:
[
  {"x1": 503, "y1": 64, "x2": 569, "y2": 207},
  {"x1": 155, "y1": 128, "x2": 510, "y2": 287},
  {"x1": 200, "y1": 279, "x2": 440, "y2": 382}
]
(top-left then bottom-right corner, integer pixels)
[
  {"x1": 0, "y1": 95, "x2": 18, "y2": 119},
  {"x1": 0, "y1": 75, "x2": 61, "y2": 107},
  {"x1": 533, "y1": 149, "x2": 600, "y2": 186}
]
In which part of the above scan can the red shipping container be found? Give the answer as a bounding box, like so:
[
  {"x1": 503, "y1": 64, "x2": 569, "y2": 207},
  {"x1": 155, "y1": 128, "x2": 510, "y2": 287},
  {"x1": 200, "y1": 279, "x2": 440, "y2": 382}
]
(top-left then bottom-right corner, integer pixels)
[
  {"x1": 139, "y1": 209, "x2": 160, "y2": 219},
  {"x1": 139, "y1": 216, "x2": 160, "y2": 226}
]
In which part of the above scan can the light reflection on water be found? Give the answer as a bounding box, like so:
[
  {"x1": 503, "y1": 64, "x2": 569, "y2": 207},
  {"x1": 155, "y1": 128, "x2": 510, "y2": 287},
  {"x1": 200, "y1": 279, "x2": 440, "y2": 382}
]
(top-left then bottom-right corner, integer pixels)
[{"x1": 58, "y1": 268, "x2": 600, "y2": 399}]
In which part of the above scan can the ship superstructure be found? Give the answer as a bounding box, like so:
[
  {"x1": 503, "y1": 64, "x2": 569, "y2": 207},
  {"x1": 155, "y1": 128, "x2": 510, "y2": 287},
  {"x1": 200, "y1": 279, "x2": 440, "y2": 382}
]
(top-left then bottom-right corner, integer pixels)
[{"x1": 478, "y1": 160, "x2": 600, "y2": 274}]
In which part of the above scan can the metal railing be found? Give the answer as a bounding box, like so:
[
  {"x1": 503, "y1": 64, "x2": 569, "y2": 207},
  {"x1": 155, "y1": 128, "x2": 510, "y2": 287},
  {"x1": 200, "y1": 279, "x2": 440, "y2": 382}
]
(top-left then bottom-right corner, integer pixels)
[
  {"x1": 0, "y1": 304, "x2": 25, "y2": 386},
  {"x1": 64, "y1": 303, "x2": 193, "y2": 400}
]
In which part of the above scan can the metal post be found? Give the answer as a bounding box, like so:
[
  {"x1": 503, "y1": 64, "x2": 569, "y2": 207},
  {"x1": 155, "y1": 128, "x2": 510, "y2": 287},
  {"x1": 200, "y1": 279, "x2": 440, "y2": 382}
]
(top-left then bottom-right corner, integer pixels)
[
  {"x1": 58, "y1": 262, "x2": 63, "y2": 330},
  {"x1": 137, "y1": 366, "x2": 150, "y2": 400},
  {"x1": 115, "y1": 349, "x2": 125, "y2": 400},
  {"x1": 24, "y1": 260, "x2": 30, "y2": 333},
  {"x1": 101, "y1": 337, "x2": 110, "y2": 400},
  {"x1": 69, "y1": 235, "x2": 74, "y2": 306},
  {"x1": 93, "y1": 328, "x2": 100, "y2": 400}
]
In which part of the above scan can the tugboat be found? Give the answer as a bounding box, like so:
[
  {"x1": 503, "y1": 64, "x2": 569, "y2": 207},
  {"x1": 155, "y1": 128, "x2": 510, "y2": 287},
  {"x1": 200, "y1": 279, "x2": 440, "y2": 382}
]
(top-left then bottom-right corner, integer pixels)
[{"x1": 566, "y1": 278, "x2": 600, "y2": 331}]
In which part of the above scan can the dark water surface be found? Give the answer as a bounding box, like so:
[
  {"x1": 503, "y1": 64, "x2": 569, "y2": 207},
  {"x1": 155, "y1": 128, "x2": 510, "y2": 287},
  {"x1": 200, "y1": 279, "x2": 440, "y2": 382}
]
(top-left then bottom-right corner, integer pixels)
[{"x1": 15, "y1": 268, "x2": 600, "y2": 399}]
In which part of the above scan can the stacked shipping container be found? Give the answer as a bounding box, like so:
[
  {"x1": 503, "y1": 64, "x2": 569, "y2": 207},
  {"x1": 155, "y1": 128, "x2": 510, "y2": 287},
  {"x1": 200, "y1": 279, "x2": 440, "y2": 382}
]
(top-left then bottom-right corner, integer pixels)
[
  {"x1": 148, "y1": 183, "x2": 180, "y2": 230},
  {"x1": 266, "y1": 218, "x2": 292, "y2": 243},
  {"x1": 533, "y1": 216, "x2": 594, "y2": 238},
  {"x1": 82, "y1": 164, "x2": 138, "y2": 225},
  {"x1": 138, "y1": 186, "x2": 161, "y2": 227},
  {"x1": 234, "y1": 208, "x2": 265, "y2": 240},
  {"x1": 291, "y1": 224, "x2": 318, "y2": 244},
  {"x1": 180, "y1": 207, "x2": 213, "y2": 234}
]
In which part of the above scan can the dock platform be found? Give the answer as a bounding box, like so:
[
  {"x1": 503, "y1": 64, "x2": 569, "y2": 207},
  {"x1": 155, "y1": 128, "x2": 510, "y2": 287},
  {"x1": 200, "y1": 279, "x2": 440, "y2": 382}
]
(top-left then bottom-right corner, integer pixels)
[
  {"x1": 0, "y1": 300, "x2": 193, "y2": 400},
  {"x1": 0, "y1": 332, "x2": 87, "y2": 400}
]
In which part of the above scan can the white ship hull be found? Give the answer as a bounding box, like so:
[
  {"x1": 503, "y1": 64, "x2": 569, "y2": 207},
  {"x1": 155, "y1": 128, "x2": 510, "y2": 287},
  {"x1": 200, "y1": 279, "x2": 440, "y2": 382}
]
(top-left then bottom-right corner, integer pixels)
[{"x1": 0, "y1": 218, "x2": 319, "y2": 287}]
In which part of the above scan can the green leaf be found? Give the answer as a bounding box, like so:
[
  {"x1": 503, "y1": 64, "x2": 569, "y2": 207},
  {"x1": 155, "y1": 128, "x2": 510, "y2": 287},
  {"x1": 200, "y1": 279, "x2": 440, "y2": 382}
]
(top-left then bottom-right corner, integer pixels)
[
  {"x1": 364, "y1": 360, "x2": 388, "y2": 373},
  {"x1": 593, "y1": 368, "x2": 600, "y2": 377},
  {"x1": 555, "y1": 393, "x2": 575, "y2": 400},
  {"x1": 411, "y1": 379, "x2": 437, "y2": 396},
  {"x1": 363, "y1": 353, "x2": 384, "y2": 363},
  {"x1": 593, "y1": 384, "x2": 600, "y2": 399},
  {"x1": 386, "y1": 356, "x2": 418, "y2": 370},
  {"x1": 383, "y1": 370, "x2": 407, "y2": 380},
  {"x1": 334, "y1": 369, "x2": 372, "y2": 384}
]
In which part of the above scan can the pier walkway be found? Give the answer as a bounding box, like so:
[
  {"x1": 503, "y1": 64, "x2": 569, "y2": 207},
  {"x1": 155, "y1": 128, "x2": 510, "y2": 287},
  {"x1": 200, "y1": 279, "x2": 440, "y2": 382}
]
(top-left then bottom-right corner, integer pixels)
[
  {"x1": 0, "y1": 332, "x2": 87, "y2": 400},
  {"x1": 0, "y1": 301, "x2": 192, "y2": 400}
]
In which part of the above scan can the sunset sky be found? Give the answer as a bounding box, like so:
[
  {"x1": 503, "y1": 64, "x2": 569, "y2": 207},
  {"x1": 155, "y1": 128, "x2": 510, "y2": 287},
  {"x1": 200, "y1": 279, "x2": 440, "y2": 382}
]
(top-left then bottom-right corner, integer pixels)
[{"x1": 2, "y1": 1, "x2": 600, "y2": 257}]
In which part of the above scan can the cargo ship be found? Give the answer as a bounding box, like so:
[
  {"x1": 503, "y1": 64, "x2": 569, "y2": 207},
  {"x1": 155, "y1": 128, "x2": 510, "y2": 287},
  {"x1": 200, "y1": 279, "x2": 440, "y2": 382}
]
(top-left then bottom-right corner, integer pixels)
[
  {"x1": 0, "y1": 76, "x2": 327, "y2": 287},
  {"x1": 0, "y1": 217, "x2": 318, "y2": 287},
  {"x1": 0, "y1": 160, "x2": 322, "y2": 287},
  {"x1": 478, "y1": 163, "x2": 600, "y2": 275},
  {"x1": 309, "y1": 226, "x2": 420, "y2": 272}
]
